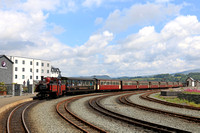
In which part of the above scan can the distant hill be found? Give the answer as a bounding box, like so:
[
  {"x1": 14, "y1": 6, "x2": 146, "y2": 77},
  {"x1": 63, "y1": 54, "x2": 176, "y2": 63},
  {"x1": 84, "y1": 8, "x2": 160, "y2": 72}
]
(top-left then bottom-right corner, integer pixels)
[
  {"x1": 91, "y1": 75, "x2": 111, "y2": 79},
  {"x1": 176, "y1": 69, "x2": 200, "y2": 74}
]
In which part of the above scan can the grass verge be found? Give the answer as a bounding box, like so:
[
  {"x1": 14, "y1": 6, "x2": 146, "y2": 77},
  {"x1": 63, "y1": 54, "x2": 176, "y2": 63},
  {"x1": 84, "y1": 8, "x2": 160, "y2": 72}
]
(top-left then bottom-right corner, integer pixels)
[{"x1": 154, "y1": 94, "x2": 200, "y2": 108}]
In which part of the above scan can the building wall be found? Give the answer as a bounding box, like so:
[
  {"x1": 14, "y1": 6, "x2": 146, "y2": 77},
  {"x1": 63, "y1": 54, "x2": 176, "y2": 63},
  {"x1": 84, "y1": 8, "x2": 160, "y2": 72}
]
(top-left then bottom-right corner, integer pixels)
[
  {"x1": 0, "y1": 56, "x2": 13, "y2": 84},
  {"x1": 186, "y1": 78, "x2": 195, "y2": 87},
  {"x1": 8, "y1": 56, "x2": 51, "y2": 85},
  {"x1": 41, "y1": 60, "x2": 51, "y2": 77}
]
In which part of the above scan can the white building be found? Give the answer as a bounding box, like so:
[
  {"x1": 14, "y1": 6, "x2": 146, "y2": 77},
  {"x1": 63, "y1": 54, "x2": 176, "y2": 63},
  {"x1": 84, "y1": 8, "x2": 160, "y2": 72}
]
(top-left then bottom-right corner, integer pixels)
[
  {"x1": 186, "y1": 77, "x2": 195, "y2": 87},
  {"x1": 7, "y1": 55, "x2": 60, "y2": 85}
]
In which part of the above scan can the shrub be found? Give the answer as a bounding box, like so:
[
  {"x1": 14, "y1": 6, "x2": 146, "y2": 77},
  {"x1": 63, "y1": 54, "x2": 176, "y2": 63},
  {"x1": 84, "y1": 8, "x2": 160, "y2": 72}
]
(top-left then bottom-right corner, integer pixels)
[{"x1": 0, "y1": 82, "x2": 7, "y2": 91}]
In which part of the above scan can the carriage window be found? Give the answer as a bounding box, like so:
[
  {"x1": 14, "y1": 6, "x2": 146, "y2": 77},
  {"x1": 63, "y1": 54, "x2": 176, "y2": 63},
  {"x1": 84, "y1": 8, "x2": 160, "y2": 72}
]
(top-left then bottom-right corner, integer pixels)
[
  {"x1": 152, "y1": 82, "x2": 158, "y2": 85},
  {"x1": 133, "y1": 82, "x2": 137, "y2": 85},
  {"x1": 116, "y1": 82, "x2": 119, "y2": 85},
  {"x1": 140, "y1": 82, "x2": 148, "y2": 85},
  {"x1": 85, "y1": 81, "x2": 89, "y2": 86},
  {"x1": 78, "y1": 81, "x2": 81, "y2": 86},
  {"x1": 160, "y1": 82, "x2": 166, "y2": 85}
]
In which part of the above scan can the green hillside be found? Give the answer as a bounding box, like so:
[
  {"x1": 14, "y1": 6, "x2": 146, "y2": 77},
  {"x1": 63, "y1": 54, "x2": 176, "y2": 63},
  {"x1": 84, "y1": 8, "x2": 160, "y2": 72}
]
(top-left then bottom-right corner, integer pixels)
[{"x1": 118, "y1": 73, "x2": 200, "y2": 83}]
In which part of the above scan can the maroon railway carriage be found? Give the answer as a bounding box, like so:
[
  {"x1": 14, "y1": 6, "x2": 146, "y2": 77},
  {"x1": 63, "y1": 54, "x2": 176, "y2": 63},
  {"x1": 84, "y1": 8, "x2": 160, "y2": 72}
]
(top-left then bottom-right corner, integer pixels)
[
  {"x1": 63, "y1": 77, "x2": 95, "y2": 93},
  {"x1": 159, "y1": 81, "x2": 168, "y2": 88},
  {"x1": 149, "y1": 81, "x2": 159, "y2": 89},
  {"x1": 178, "y1": 82, "x2": 183, "y2": 87},
  {"x1": 122, "y1": 80, "x2": 138, "y2": 90},
  {"x1": 96, "y1": 79, "x2": 121, "y2": 90},
  {"x1": 167, "y1": 82, "x2": 173, "y2": 88},
  {"x1": 138, "y1": 81, "x2": 149, "y2": 89},
  {"x1": 173, "y1": 82, "x2": 179, "y2": 88}
]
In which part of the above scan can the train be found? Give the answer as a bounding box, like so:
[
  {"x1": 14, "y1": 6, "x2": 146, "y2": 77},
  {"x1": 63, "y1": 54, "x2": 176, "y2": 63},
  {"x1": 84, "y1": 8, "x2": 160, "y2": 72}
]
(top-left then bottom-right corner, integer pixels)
[{"x1": 35, "y1": 76, "x2": 183, "y2": 98}]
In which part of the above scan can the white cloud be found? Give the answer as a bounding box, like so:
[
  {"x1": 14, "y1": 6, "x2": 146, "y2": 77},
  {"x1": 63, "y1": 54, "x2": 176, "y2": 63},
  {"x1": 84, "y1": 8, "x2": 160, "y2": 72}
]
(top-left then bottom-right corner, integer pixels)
[
  {"x1": 155, "y1": 0, "x2": 173, "y2": 3},
  {"x1": 82, "y1": 0, "x2": 103, "y2": 7},
  {"x1": 21, "y1": 0, "x2": 60, "y2": 13},
  {"x1": 99, "y1": 15, "x2": 200, "y2": 76},
  {"x1": 1, "y1": 0, "x2": 200, "y2": 77},
  {"x1": 104, "y1": 2, "x2": 182, "y2": 33},
  {"x1": 76, "y1": 31, "x2": 113, "y2": 57}
]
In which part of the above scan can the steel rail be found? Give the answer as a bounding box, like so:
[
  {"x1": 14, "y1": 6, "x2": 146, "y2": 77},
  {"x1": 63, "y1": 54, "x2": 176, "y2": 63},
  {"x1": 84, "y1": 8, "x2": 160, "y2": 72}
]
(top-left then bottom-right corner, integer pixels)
[
  {"x1": 89, "y1": 92, "x2": 190, "y2": 133},
  {"x1": 22, "y1": 101, "x2": 38, "y2": 133},
  {"x1": 7, "y1": 103, "x2": 25, "y2": 133},
  {"x1": 140, "y1": 91, "x2": 200, "y2": 111},
  {"x1": 7, "y1": 101, "x2": 36, "y2": 133},
  {"x1": 56, "y1": 93, "x2": 107, "y2": 133},
  {"x1": 121, "y1": 92, "x2": 200, "y2": 123}
]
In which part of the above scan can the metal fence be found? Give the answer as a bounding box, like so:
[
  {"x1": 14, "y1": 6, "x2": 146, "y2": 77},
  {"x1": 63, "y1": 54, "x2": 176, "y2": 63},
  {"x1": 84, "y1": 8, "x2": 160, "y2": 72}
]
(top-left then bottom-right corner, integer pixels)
[{"x1": 0, "y1": 84, "x2": 34, "y2": 96}]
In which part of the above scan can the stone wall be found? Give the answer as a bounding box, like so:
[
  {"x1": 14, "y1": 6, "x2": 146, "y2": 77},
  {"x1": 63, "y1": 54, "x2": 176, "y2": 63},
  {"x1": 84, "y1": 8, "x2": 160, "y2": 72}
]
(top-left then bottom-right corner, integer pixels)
[
  {"x1": 161, "y1": 91, "x2": 182, "y2": 96},
  {"x1": 178, "y1": 93, "x2": 200, "y2": 104}
]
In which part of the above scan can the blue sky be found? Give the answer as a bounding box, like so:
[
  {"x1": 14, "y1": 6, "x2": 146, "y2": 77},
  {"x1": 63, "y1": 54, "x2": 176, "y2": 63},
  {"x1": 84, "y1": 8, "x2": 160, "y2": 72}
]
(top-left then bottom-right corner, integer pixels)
[{"x1": 1, "y1": 0, "x2": 200, "y2": 77}]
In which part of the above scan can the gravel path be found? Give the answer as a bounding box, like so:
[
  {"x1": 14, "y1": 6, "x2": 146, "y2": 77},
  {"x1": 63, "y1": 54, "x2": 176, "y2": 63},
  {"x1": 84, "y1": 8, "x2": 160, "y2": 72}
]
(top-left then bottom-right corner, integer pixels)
[
  {"x1": 101, "y1": 93, "x2": 200, "y2": 132},
  {"x1": 28, "y1": 96, "x2": 81, "y2": 133},
  {"x1": 129, "y1": 92, "x2": 200, "y2": 118},
  {"x1": 70, "y1": 93, "x2": 150, "y2": 133}
]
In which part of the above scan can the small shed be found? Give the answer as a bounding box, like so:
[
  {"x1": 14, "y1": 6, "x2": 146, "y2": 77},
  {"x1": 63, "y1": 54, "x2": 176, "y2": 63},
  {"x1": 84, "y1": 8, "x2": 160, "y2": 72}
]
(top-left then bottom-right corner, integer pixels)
[{"x1": 186, "y1": 77, "x2": 195, "y2": 87}]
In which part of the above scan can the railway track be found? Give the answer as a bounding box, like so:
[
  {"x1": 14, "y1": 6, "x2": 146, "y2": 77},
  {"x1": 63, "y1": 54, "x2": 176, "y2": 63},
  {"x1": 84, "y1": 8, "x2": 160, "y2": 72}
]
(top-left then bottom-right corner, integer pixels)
[
  {"x1": 140, "y1": 91, "x2": 200, "y2": 111},
  {"x1": 56, "y1": 93, "x2": 106, "y2": 133},
  {"x1": 7, "y1": 100, "x2": 38, "y2": 133},
  {"x1": 119, "y1": 91, "x2": 200, "y2": 123},
  {"x1": 89, "y1": 92, "x2": 190, "y2": 133}
]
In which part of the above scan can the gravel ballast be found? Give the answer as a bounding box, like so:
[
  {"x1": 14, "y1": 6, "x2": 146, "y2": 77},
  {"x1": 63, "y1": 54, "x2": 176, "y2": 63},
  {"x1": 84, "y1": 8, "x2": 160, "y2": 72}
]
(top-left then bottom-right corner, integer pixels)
[
  {"x1": 69, "y1": 93, "x2": 150, "y2": 133},
  {"x1": 29, "y1": 96, "x2": 81, "y2": 133},
  {"x1": 28, "y1": 92, "x2": 200, "y2": 132},
  {"x1": 101, "y1": 93, "x2": 200, "y2": 132},
  {"x1": 130, "y1": 93, "x2": 200, "y2": 118}
]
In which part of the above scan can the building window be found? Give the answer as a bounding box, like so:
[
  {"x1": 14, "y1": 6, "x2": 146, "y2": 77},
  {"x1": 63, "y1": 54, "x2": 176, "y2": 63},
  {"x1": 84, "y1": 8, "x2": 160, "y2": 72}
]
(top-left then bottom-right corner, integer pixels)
[
  {"x1": 22, "y1": 60, "x2": 25, "y2": 64},
  {"x1": 30, "y1": 61, "x2": 32, "y2": 65},
  {"x1": 36, "y1": 62, "x2": 39, "y2": 66},
  {"x1": 36, "y1": 76, "x2": 38, "y2": 79},
  {"x1": 30, "y1": 75, "x2": 32, "y2": 79},
  {"x1": 15, "y1": 75, "x2": 17, "y2": 79},
  {"x1": 36, "y1": 69, "x2": 39, "y2": 73},
  {"x1": 47, "y1": 70, "x2": 49, "y2": 73},
  {"x1": 42, "y1": 69, "x2": 44, "y2": 73},
  {"x1": 22, "y1": 68, "x2": 25, "y2": 72},
  {"x1": 47, "y1": 63, "x2": 49, "y2": 67},
  {"x1": 42, "y1": 63, "x2": 44, "y2": 66},
  {"x1": 22, "y1": 75, "x2": 25, "y2": 79},
  {"x1": 30, "y1": 68, "x2": 32, "y2": 72},
  {"x1": 15, "y1": 60, "x2": 18, "y2": 64},
  {"x1": 15, "y1": 67, "x2": 18, "y2": 71}
]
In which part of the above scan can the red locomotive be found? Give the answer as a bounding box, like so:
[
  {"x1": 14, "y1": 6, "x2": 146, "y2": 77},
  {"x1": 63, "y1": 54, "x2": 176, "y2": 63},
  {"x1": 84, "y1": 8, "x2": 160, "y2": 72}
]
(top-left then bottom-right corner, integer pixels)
[
  {"x1": 36, "y1": 77, "x2": 66, "y2": 98},
  {"x1": 35, "y1": 76, "x2": 183, "y2": 98}
]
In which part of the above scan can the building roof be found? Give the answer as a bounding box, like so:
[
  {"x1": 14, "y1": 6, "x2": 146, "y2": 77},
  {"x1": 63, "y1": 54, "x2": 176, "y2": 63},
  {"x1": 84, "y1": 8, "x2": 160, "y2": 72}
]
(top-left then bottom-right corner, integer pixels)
[
  {"x1": 186, "y1": 77, "x2": 195, "y2": 81},
  {"x1": 51, "y1": 66, "x2": 60, "y2": 72},
  {"x1": 7, "y1": 55, "x2": 50, "y2": 62},
  {"x1": 61, "y1": 77, "x2": 95, "y2": 81},
  {"x1": 0, "y1": 55, "x2": 14, "y2": 64}
]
